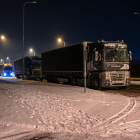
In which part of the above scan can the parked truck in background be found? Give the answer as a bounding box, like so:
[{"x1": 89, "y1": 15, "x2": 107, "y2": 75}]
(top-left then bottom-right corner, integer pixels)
[
  {"x1": 1, "y1": 64, "x2": 14, "y2": 77},
  {"x1": 41, "y1": 40, "x2": 132, "y2": 89},
  {"x1": 14, "y1": 56, "x2": 42, "y2": 80}
]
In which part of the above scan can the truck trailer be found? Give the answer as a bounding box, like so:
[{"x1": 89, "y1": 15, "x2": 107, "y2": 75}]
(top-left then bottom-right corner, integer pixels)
[
  {"x1": 14, "y1": 56, "x2": 42, "y2": 80},
  {"x1": 41, "y1": 40, "x2": 132, "y2": 89}
]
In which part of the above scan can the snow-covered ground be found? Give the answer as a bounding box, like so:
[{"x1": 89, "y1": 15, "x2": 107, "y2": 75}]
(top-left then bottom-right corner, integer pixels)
[{"x1": 0, "y1": 79, "x2": 140, "y2": 140}]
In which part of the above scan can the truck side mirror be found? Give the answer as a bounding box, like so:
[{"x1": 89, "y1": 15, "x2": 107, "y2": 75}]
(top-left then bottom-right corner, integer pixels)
[
  {"x1": 129, "y1": 51, "x2": 132, "y2": 61},
  {"x1": 95, "y1": 51, "x2": 98, "y2": 61}
]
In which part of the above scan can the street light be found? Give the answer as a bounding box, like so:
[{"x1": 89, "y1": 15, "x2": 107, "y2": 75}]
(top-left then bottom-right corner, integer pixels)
[
  {"x1": 23, "y1": 1, "x2": 37, "y2": 80},
  {"x1": 7, "y1": 57, "x2": 10, "y2": 64},
  {"x1": 0, "y1": 35, "x2": 5, "y2": 43},
  {"x1": 134, "y1": 12, "x2": 140, "y2": 15},
  {"x1": 1, "y1": 59, "x2": 4, "y2": 64},
  {"x1": 58, "y1": 38, "x2": 65, "y2": 47},
  {"x1": 29, "y1": 48, "x2": 35, "y2": 56},
  {"x1": 0, "y1": 35, "x2": 5, "y2": 40}
]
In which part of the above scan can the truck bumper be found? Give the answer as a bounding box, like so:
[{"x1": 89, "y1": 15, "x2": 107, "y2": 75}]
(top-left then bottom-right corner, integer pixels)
[{"x1": 101, "y1": 71, "x2": 130, "y2": 88}]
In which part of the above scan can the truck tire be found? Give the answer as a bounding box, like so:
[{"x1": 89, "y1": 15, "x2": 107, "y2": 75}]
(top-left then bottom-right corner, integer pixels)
[
  {"x1": 16, "y1": 74, "x2": 20, "y2": 79},
  {"x1": 93, "y1": 79, "x2": 102, "y2": 90},
  {"x1": 71, "y1": 79, "x2": 77, "y2": 86},
  {"x1": 47, "y1": 75, "x2": 51, "y2": 82},
  {"x1": 54, "y1": 76, "x2": 58, "y2": 83}
]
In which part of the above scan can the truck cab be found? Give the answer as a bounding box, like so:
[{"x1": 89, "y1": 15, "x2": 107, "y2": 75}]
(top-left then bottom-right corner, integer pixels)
[
  {"x1": 87, "y1": 40, "x2": 132, "y2": 89},
  {"x1": 2, "y1": 64, "x2": 14, "y2": 77}
]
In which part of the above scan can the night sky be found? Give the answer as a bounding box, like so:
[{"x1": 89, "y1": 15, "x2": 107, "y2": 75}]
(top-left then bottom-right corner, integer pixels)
[{"x1": 0, "y1": 0, "x2": 140, "y2": 66}]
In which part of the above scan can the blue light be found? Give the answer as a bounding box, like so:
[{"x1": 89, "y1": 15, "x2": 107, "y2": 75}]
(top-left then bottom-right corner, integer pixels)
[
  {"x1": 10, "y1": 73, "x2": 13, "y2": 76},
  {"x1": 4, "y1": 73, "x2": 7, "y2": 76}
]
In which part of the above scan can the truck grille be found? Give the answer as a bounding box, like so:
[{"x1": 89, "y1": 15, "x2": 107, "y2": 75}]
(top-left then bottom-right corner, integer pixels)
[
  {"x1": 110, "y1": 72, "x2": 125, "y2": 81},
  {"x1": 32, "y1": 69, "x2": 42, "y2": 75},
  {"x1": 110, "y1": 72, "x2": 125, "y2": 86}
]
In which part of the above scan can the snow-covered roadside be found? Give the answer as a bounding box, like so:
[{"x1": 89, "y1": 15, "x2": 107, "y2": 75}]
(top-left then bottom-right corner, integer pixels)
[
  {"x1": 0, "y1": 83, "x2": 105, "y2": 140},
  {"x1": 1, "y1": 82, "x2": 140, "y2": 140}
]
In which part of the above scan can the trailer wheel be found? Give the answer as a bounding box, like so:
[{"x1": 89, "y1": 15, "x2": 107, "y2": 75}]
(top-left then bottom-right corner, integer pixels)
[
  {"x1": 71, "y1": 79, "x2": 77, "y2": 86},
  {"x1": 16, "y1": 74, "x2": 20, "y2": 79},
  {"x1": 47, "y1": 75, "x2": 50, "y2": 82},
  {"x1": 54, "y1": 76, "x2": 57, "y2": 83},
  {"x1": 93, "y1": 79, "x2": 102, "y2": 90}
]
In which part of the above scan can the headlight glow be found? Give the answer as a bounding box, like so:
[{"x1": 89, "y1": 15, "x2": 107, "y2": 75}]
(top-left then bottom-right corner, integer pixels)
[
  {"x1": 10, "y1": 73, "x2": 13, "y2": 76},
  {"x1": 4, "y1": 73, "x2": 7, "y2": 76},
  {"x1": 106, "y1": 72, "x2": 110, "y2": 79},
  {"x1": 126, "y1": 71, "x2": 129, "y2": 78}
]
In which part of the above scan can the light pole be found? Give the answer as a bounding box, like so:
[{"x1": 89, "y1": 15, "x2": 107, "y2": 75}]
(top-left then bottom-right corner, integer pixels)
[
  {"x1": 1, "y1": 59, "x2": 4, "y2": 64},
  {"x1": 29, "y1": 48, "x2": 35, "y2": 56},
  {"x1": 58, "y1": 38, "x2": 65, "y2": 47},
  {"x1": 7, "y1": 57, "x2": 10, "y2": 64},
  {"x1": 23, "y1": 1, "x2": 37, "y2": 80}
]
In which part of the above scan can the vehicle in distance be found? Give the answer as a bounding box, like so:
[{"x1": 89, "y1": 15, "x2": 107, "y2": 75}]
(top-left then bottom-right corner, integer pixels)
[
  {"x1": 1, "y1": 64, "x2": 14, "y2": 77},
  {"x1": 14, "y1": 56, "x2": 42, "y2": 80}
]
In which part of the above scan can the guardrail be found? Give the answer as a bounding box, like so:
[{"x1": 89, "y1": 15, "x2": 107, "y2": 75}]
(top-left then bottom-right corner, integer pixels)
[{"x1": 130, "y1": 77, "x2": 140, "y2": 81}]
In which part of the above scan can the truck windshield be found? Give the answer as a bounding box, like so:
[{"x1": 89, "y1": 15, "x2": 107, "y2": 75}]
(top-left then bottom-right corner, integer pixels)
[
  {"x1": 4, "y1": 67, "x2": 13, "y2": 71},
  {"x1": 33, "y1": 62, "x2": 41, "y2": 68},
  {"x1": 32, "y1": 57, "x2": 41, "y2": 68},
  {"x1": 105, "y1": 48, "x2": 129, "y2": 62}
]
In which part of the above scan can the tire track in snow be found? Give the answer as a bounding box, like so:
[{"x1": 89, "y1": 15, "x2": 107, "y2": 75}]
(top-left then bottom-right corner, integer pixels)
[
  {"x1": 92, "y1": 97, "x2": 140, "y2": 134},
  {"x1": 30, "y1": 82, "x2": 140, "y2": 135}
]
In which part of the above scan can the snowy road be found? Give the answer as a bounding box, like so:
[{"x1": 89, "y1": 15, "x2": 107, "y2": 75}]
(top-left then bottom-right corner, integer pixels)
[{"x1": 0, "y1": 77, "x2": 140, "y2": 139}]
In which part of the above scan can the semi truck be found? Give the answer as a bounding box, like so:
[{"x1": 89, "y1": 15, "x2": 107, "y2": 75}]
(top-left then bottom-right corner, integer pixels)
[
  {"x1": 41, "y1": 40, "x2": 132, "y2": 89},
  {"x1": 0, "y1": 64, "x2": 14, "y2": 77},
  {"x1": 14, "y1": 56, "x2": 42, "y2": 80}
]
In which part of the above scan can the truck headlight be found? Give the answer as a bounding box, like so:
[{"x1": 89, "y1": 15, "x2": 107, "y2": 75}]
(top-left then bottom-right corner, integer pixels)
[
  {"x1": 4, "y1": 73, "x2": 7, "y2": 76},
  {"x1": 10, "y1": 73, "x2": 13, "y2": 76},
  {"x1": 106, "y1": 79, "x2": 109, "y2": 83},
  {"x1": 126, "y1": 79, "x2": 129, "y2": 82},
  {"x1": 126, "y1": 71, "x2": 129, "y2": 79},
  {"x1": 106, "y1": 72, "x2": 110, "y2": 79}
]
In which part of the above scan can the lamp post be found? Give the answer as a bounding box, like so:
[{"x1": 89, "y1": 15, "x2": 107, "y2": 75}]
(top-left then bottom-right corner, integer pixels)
[
  {"x1": 58, "y1": 38, "x2": 65, "y2": 47},
  {"x1": 1, "y1": 59, "x2": 4, "y2": 64},
  {"x1": 29, "y1": 48, "x2": 35, "y2": 56},
  {"x1": 23, "y1": 1, "x2": 37, "y2": 80},
  {"x1": 7, "y1": 57, "x2": 10, "y2": 64}
]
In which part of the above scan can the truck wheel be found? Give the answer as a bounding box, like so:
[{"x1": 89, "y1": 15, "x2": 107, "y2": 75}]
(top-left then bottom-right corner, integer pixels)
[
  {"x1": 71, "y1": 79, "x2": 77, "y2": 86},
  {"x1": 16, "y1": 74, "x2": 20, "y2": 79},
  {"x1": 47, "y1": 75, "x2": 50, "y2": 82},
  {"x1": 93, "y1": 79, "x2": 102, "y2": 90},
  {"x1": 54, "y1": 76, "x2": 57, "y2": 83}
]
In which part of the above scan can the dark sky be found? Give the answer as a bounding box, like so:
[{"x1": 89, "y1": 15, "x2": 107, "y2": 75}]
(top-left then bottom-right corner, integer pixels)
[{"x1": 0, "y1": 0, "x2": 140, "y2": 66}]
